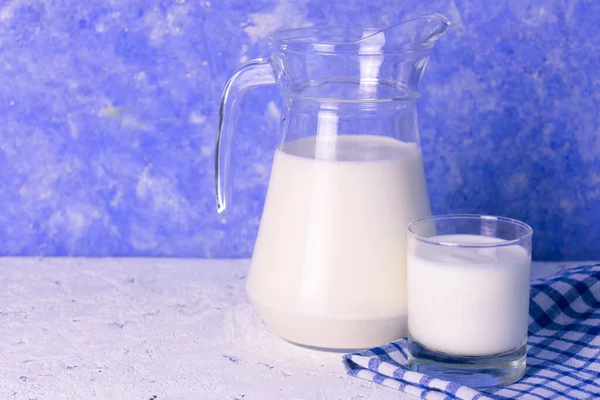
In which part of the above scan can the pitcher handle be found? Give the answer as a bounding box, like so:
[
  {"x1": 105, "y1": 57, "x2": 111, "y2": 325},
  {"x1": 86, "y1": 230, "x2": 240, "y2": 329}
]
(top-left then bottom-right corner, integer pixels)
[{"x1": 215, "y1": 58, "x2": 276, "y2": 213}]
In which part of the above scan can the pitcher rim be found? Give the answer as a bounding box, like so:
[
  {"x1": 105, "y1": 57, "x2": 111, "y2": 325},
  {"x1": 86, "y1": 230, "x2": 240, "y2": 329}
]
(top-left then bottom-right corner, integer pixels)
[{"x1": 268, "y1": 14, "x2": 450, "y2": 55}]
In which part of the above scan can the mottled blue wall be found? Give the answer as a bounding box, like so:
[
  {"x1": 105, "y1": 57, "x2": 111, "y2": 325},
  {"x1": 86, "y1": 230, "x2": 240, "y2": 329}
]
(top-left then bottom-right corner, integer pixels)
[{"x1": 0, "y1": 0, "x2": 598, "y2": 260}]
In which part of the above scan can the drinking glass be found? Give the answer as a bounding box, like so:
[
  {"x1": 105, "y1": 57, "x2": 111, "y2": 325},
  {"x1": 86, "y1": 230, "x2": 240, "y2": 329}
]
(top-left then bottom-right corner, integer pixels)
[{"x1": 407, "y1": 214, "x2": 533, "y2": 388}]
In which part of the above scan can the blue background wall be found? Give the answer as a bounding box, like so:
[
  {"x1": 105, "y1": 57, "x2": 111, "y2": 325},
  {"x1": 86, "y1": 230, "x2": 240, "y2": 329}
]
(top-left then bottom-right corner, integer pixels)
[{"x1": 0, "y1": 0, "x2": 598, "y2": 260}]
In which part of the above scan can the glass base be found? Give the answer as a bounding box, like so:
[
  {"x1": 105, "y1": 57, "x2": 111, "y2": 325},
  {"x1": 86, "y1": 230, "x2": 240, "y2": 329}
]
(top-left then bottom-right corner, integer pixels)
[{"x1": 408, "y1": 337, "x2": 527, "y2": 388}]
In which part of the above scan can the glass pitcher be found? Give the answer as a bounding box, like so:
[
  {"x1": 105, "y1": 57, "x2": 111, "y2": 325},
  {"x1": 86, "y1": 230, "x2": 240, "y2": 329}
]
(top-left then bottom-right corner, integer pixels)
[{"x1": 216, "y1": 15, "x2": 450, "y2": 350}]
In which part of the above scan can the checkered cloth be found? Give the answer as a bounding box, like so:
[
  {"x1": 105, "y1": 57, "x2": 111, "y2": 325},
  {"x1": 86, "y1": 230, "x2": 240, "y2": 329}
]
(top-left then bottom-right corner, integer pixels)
[{"x1": 343, "y1": 264, "x2": 600, "y2": 399}]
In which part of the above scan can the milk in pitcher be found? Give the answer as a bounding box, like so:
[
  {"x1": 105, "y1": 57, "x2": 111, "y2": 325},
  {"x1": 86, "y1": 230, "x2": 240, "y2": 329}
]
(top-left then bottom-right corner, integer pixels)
[{"x1": 246, "y1": 134, "x2": 431, "y2": 349}]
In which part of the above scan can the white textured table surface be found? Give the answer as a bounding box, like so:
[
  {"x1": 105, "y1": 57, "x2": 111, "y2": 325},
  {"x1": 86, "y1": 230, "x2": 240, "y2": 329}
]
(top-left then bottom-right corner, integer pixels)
[{"x1": 0, "y1": 259, "x2": 580, "y2": 400}]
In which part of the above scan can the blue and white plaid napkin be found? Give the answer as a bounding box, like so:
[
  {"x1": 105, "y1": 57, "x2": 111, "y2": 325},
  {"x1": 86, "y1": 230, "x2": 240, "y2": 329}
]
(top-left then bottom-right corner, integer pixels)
[{"x1": 343, "y1": 264, "x2": 600, "y2": 399}]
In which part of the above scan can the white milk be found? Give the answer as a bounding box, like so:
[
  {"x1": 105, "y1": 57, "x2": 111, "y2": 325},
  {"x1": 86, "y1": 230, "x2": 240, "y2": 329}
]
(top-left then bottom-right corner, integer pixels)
[
  {"x1": 246, "y1": 135, "x2": 431, "y2": 349},
  {"x1": 407, "y1": 234, "x2": 531, "y2": 356}
]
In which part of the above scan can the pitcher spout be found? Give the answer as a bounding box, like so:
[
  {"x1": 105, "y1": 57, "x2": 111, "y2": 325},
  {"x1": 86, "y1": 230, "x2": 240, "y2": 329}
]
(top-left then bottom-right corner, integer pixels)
[
  {"x1": 357, "y1": 14, "x2": 451, "y2": 50},
  {"x1": 352, "y1": 14, "x2": 450, "y2": 97}
]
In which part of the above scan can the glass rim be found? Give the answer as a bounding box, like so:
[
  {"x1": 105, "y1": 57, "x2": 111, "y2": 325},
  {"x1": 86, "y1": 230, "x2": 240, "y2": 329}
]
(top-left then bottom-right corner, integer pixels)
[{"x1": 407, "y1": 214, "x2": 533, "y2": 249}]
